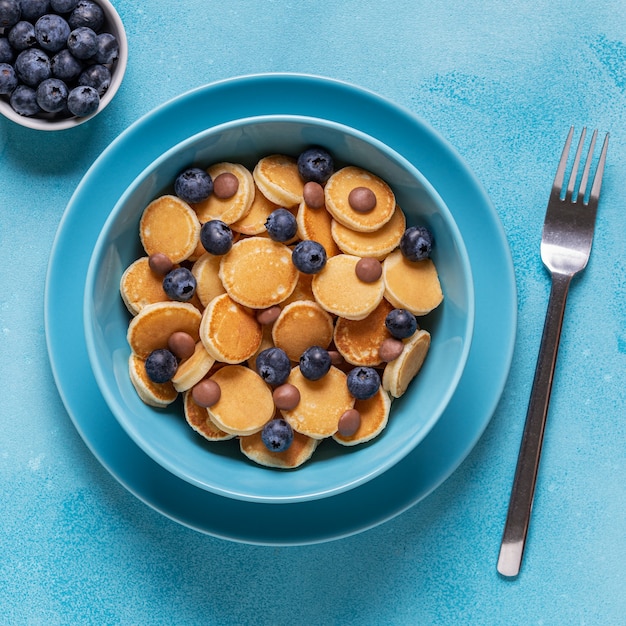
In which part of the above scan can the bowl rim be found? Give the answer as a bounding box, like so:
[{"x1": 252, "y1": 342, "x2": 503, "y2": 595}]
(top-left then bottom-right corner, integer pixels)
[
  {"x1": 83, "y1": 113, "x2": 475, "y2": 503},
  {"x1": 0, "y1": 0, "x2": 128, "y2": 131}
]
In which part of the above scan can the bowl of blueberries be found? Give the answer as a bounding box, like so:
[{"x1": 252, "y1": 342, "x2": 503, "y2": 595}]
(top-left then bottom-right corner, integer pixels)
[
  {"x1": 83, "y1": 114, "x2": 475, "y2": 504},
  {"x1": 0, "y1": 0, "x2": 127, "y2": 130}
]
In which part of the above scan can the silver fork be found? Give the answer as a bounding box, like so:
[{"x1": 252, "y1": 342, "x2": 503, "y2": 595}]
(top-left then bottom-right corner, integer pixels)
[{"x1": 497, "y1": 126, "x2": 609, "y2": 578}]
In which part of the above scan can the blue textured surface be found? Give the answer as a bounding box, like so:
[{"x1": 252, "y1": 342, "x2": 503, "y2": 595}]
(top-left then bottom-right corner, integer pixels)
[{"x1": 1, "y1": 1, "x2": 625, "y2": 625}]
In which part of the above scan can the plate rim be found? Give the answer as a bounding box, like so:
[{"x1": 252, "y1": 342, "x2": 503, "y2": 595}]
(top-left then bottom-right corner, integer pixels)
[{"x1": 45, "y1": 73, "x2": 516, "y2": 545}]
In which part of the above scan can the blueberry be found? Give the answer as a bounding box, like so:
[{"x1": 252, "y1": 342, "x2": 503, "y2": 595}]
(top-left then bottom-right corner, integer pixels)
[
  {"x1": 51, "y1": 48, "x2": 82, "y2": 81},
  {"x1": 19, "y1": 0, "x2": 51, "y2": 22},
  {"x1": 346, "y1": 366, "x2": 381, "y2": 400},
  {"x1": 292, "y1": 240, "x2": 327, "y2": 274},
  {"x1": 0, "y1": 0, "x2": 21, "y2": 29},
  {"x1": 8, "y1": 21, "x2": 37, "y2": 52},
  {"x1": 50, "y1": 0, "x2": 79, "y2": 12},
  {"x1": 400, "y1": 226, "x2": 433, "y2": 262},
  {"x1": 200, "y1": 220, "x2": 233, "y2": 255},
  {"x1": 67, "y1": 84, "x2": 98, "y2": 116},
  {"x1": 261, "y1": 418, "x2": 294, "y2": 453},
  {"x1": 0, "y1": 62, "x2": 18, "y2": 95},
  {"x1": 68, "y1": 0, "x2": 104, "y2": 31},
  {"x1": 256, "y1": 347, "x2": 291, "y2": 386},
  {"x1": 162, "y1": 267, "x2": 197, "y2": 302},
  {"x1": 35, "y1": 77, "x2": 68, "y2": 112},
  {"x1": 0, "y1": 37, "x2": 14, "y2": 63},
  {"x1": 297, "y1": 146, "x2": 334, "y2": 184},
  {"x1": 145, "y1": 349, "x2": 178, "y2": 384},
  {"x1": 77, "y1": 62, "x2": 110, "y2": 95},
  {"x1": 174, "y1": 167, "x2": 213, "y2": 204},
  {"x1": 265, "y1": 208, "x2": 297, "y2": 242},
  {"x1": 385, "y1": 309, "x2": 418, "y2": 339},
  {"x1": 35, "y1": 14, "x2": 71, "y2": 53},
  {"x1": 15, "y1": 48, "x2": 51, "y2": 86},
  {"x1": 67, "y1": 26, "x2": 97, "y2": 59},
  {"x1": 94, "y1": 32, "x2": 118, "y2": 64},
  {"x1": 9, "y1": 84, "x2": 41, "y2": 116},
  {"x1": 299, "y1": 346, "x2": 331, "y2": 381}
]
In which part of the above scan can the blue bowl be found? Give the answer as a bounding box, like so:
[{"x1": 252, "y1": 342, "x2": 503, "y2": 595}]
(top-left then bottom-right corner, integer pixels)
[{"x1": 84, "y1": 114, "x2": 474, "y2": 503}]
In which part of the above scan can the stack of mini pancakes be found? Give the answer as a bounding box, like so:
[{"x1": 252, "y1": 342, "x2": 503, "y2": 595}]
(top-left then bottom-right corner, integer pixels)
[{"x1": 120, "y1": 154, "x2": 443, "y2": 468}]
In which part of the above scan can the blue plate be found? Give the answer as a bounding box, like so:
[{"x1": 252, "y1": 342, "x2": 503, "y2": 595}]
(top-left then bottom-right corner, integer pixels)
[{"x1": 45, "y1": 74, "x2": 516, "y2": 545}]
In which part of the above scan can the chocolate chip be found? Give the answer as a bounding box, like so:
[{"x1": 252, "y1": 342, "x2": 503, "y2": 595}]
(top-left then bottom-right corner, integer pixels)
[
  {"x1": 273, "y1": 383, "x2": 300, "y2": 410},
  {"x1": 148, "y1": 252, "x2": 173, "y2": 275},
  {"x1": 379, "y1": 337, "x2": 404, "y2": 362},
  {"x1": 213, "y1": 172, "x2": 239, "y2": 199},
  {"x1": 256, "y1": 305, "x2": 281, "y2": 325},
  {"x1": 328, "y1": 350, "x2": 344, "y2": 366},
  {"x1": 167, "y1": 331, "x2": 196, "y2": 361},
  {"x1": 303, "y1": 181, "x2": 325, "y2": 208},
  {"x1": 338, "y1": 408, "x2": 361, "y2": 437},
  {"x1": 348, "y1": 186, "x2": 376, "y2": 213},
  {"x1": 355, "y1": 257, "x2": 382, "y2": 283},
  {"x1": 192, "y1": 379, "x2": 221, "y2": 407}
]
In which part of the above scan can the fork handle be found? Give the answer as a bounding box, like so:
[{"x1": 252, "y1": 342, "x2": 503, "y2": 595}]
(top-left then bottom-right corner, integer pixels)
[{"x1": 497, "y1": 271, "x2": 572, "y2": 577}]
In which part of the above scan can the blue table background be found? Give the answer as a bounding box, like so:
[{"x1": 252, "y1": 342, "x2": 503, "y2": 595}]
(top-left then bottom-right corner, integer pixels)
[{"x1": 1, "y1": 1, "x2": 625, "y2": 624}]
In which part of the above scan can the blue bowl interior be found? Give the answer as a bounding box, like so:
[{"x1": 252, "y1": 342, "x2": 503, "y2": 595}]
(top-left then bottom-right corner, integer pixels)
[{"x1": 84, "y1": 115, "x2": 474, "y2": 503}]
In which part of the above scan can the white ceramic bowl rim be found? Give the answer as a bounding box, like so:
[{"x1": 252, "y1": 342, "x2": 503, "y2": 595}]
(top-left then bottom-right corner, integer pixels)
[
  {"x1": 0, "y1": 0, "x2": 128, "y2": 131},
  {"x1": 84, "y1": 113, "x2": 475, "y2": 503}
]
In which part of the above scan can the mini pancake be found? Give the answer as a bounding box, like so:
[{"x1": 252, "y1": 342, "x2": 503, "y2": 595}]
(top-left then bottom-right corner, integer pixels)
[
  {"x1": 324, "y1": 166, "x2": 395, "y2": 233},
  {"x1": 191, "y1": 252, "x2": 226, "y2": 308},
  {"x1": 120, "y1": 256, "x2": 169, "y2": 315},
  {"x1": 191, "y1": 162, "x2": 255, "y2": 224},
  {"x1": 128, "y1": 354, "x2": 178, "y2": 407},
  {"x1": 312, "y1": 253, "x2": 385, "y2": 320},
  {"x1": 183, "y1": 391, "x2": 234, "y2": 441},
  {"x1": 199, "y1": 293, "x2": 262, "y2": 363},
  {"x1": 219, "y1": 237, "x2": 299, "y2": 309},
  {"x1": 127, "y1": 301, "x2": 202, "y2": 359},
  {"x1": 331, "y1": 204, "x2": 406, "y2": 259},
  {"x1": 188, "y1": 237, "x2": 209, "y2": 262},
  {"x1": 171, "y1": 341, "x2": 216, "y2": 392},
  {"x1": 281, "y1": 271, "x2": 315, "y2": 306},
  {"x1": 206, "y1": 365, "x2": 274, "y2": 436},
  {"x1": 382, "y1": 249, "x2": 444, "y2": 315},
  {"x1": 280, "y1": 366, "x2": 354, "y2": 439},
  {"x1": 271, "y1": 300, "x2": 334, "y2": 362},
  {"x1": 333, "y1": 387, "x2": 392, "y2": 446},
  {"x1": 253, "y1": 154, "x2": 304, "y2": 208},
  {"x1": 382, "y1": 328, "x2": 431, "y2": 398},
  {"x1": 231, "y1": 184, "x2": 280, "y2": 235},
  {"x1": 139, "y1": 195, "x2": 201, "y2": 263},
  {"x1": 240, "y1": 429, "x2": 319, "y2": 469},
  {"x1": 296, "y1": 200, "x2": 341, "y2": 257},
  {"x1": 333, "y1": 298, "x2": 394, "y2": 366}
]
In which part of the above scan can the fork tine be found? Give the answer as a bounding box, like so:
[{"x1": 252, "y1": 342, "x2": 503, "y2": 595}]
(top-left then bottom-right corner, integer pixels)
[
  {"x1": 566, "y1": 127, "x2": 586, "y2": 201},
  {"x1": 588, "y1": 132, "x2": 609, "y2": 205},
  {"x1": 578, "y1": 129, "x2": 597, "y2": 203},
  {"x1": 553, "y1": 126, "x2": 574, "y2": 195}
]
